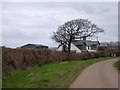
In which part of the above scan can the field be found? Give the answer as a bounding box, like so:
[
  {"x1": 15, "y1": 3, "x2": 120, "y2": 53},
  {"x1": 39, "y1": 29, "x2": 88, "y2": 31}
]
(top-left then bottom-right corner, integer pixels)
[{"x1": 3, "y1": 57, "x2": 112, "y2": 88}]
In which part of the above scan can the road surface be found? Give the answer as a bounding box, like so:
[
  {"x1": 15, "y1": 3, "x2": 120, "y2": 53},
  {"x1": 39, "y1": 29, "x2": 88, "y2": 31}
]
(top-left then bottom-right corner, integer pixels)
[{"x1": 70, "y1": 58, "x2": 118, "y2": 88}]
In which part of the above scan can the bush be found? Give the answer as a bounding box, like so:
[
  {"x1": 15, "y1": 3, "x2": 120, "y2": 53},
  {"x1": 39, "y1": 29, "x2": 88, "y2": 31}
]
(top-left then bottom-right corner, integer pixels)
[{"x1": 2, "y1": 47, "x2": 119, "y2": 77}]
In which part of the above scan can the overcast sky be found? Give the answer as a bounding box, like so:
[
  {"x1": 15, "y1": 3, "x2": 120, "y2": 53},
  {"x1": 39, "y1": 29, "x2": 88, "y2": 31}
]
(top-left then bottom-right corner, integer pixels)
[{"x1": 2, "y1": 2, "x2": 118, "y2": 48}]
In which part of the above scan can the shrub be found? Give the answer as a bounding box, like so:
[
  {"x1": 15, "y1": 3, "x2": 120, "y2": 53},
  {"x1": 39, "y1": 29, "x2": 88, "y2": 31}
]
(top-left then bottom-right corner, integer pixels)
[{"x1": 2, "y1": 47, "x2": 119, "y2": 77}]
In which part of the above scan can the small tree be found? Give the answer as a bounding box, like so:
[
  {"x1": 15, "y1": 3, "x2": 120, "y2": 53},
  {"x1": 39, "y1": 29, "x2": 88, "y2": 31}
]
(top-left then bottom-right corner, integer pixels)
[{"x1": 52, "y1": 19, "x2": 104, "y2": 52}]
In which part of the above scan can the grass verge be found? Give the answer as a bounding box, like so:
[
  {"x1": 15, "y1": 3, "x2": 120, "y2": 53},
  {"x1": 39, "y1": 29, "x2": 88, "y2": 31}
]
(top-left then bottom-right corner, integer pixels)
[
  {"x1": 3, "y1": 57, "x2": 112, "y2": 88},
  {"x1": 115, "y1": 60, "x2": 120, "y2": 71}
]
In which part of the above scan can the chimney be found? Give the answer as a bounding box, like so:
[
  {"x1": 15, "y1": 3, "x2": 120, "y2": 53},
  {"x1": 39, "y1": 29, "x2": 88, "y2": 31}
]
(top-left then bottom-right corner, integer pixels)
[
  {"x1": 71, "y1": 36, "x2": 75, "y2": 42},
  {"x1": 83, "y1": 36, "x2": 86, "y2": 41}
]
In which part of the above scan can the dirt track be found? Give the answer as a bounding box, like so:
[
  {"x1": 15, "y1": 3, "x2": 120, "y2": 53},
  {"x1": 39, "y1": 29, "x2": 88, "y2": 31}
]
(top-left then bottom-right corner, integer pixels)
[{"x1": 70, "y1": 58, "x2": 118, "y2": 88}]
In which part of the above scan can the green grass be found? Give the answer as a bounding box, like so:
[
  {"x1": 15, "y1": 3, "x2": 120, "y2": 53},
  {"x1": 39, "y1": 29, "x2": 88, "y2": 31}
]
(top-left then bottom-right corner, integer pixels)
[
  {"x1": 115, "y1": 60, "x2": 120, "y2": 71},
  {"x1": 3, "y1": 57, "x2": 112, "y2": 88}
]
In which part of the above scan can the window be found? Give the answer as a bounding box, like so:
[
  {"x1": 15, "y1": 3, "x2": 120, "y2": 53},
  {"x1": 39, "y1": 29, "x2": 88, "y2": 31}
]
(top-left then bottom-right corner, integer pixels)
[{"x1": 88, "y1": 46, "x2": 89, "y2": 49}]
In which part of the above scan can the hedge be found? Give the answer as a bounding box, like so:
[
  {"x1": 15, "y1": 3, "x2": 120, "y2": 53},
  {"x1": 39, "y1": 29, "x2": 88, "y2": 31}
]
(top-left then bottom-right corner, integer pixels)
[{"x1": 2, "y1": 47, "x2": 120, "y2": 77}]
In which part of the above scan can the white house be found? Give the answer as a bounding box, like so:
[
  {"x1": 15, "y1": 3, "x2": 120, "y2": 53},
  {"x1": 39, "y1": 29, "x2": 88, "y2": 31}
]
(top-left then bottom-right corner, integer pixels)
[
  {"x1": 57, "y1": 43, "x2": 81, "y2": 53},
  {"x1": 57, "y1": 45, "x2": 63, "y2": 51},
  {"x1": 70, "y1": 43, "x2": 82, "y2": 52},
  {"x1": 57, "y1": 40, "x2": 100, "y2": 53}
]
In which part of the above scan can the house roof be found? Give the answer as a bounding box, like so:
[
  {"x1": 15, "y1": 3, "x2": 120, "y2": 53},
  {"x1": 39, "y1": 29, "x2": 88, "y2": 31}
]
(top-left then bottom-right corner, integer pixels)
[
  {"x1": 72, "y1": 40, "x2": 85, "y2": 45},
  {"x1": 91, "y1": 41, "x2": 100, "y2": 45},
  {"x1": 72, "y1": 40, "x2": 99, "y2": 46},
  {"x1": 30, "y1": 44, "x2": 48, "y2": 47},
  {"x1": 100, "y1": 42, "x2": 109, "y2": 47},
  {"x1": 85, "y1": 40, "x2": 92, "y2": 46},
  {"x1": 21, "y1": 43, "x2": 48, "y2": 48}
]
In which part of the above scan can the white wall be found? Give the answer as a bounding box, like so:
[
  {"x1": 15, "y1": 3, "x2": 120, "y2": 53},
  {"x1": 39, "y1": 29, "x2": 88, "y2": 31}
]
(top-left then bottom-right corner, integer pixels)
[
  {"x1": 71, "y1": 43, "x2": 81, "y2": 53},
  {"x1": 57, "y1": 43, "x2": 81, "y2": 53},
  {"x1": 88, "y1": 50, "x2": 97, "y2": 52},
  {"x1": 86, "y1": 46, "x2": 91, "y2": 50},
  {"x1": 56, "y1": 45, "x2": 63, "y2": 51}
]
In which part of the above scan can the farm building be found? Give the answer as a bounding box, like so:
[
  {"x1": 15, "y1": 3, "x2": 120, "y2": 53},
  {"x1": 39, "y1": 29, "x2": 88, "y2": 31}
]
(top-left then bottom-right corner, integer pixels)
[
  {"x1": 57, "y1": 40, "x2": 100, "y2": 53},
  {"x1": 21, "y1": 44, "x2": 48, "y2": 49}
]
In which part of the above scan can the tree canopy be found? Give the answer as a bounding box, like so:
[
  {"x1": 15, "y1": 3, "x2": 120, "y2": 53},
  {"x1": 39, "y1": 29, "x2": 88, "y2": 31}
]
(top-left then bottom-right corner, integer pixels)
[{"x1": 51, "y1": 19, "x2": 104, "y2": 52}]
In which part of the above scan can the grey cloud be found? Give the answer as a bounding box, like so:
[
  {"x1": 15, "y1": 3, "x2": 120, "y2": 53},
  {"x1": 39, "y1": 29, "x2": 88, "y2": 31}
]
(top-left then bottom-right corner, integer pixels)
[{"x1": 2, "y1": 2, "x2": 118, "y2": 48}]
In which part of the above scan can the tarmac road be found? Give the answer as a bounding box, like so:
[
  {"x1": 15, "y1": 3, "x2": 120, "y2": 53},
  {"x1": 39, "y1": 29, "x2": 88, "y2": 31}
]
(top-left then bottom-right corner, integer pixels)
[{"x1": 70, "y1": 58, "x2": 118, "y2": 88}]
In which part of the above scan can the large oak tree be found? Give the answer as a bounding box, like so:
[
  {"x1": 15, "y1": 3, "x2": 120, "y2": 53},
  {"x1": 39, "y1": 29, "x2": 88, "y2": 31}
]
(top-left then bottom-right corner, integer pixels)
[{"x1": 52, "y1": 19, "x2": 104, "y2": 52}]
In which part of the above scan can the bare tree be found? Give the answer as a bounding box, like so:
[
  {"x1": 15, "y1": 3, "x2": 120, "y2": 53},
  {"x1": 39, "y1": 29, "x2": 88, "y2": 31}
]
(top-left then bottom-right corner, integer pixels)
[{"x1": 51, "y1": 19, "x2": 104, "y2": 52}]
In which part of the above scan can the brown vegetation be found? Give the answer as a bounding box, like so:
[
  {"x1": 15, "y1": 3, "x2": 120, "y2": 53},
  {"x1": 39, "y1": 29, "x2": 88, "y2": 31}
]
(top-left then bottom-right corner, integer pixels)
[{"x1": 2, "y1": 47, "x2": 120, "y2": 77}]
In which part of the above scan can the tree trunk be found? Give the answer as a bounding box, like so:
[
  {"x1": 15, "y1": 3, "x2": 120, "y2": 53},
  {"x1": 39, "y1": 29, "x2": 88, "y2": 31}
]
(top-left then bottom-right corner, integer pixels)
[
  {"x1": 68, "y1": 36, "x2": 72, "y2": 52},
  {"x1": 62, "y1": 44, "x2": 66, "y2": 52}
]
